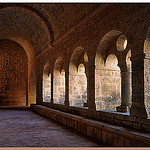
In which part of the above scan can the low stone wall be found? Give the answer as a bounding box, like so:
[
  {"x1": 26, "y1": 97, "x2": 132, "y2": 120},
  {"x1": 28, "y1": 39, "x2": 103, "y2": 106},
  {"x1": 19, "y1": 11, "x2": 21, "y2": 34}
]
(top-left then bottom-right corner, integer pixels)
[
  {"x1": 40, "y1": 102, "x2": 88, "y2": 116},
  {"x1": 38, "y1": 102, "x2": 150, "y2": 134},
  {"x1": 31, "y1": 104, "x2": 150, "y2": 146}
]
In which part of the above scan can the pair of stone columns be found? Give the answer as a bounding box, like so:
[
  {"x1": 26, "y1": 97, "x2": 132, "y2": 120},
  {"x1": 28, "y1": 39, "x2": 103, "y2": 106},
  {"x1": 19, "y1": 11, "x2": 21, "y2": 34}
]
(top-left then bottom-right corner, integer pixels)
[
  {"x1": 117, "y1": 53, "x2": 148, "y2": 118},
  {"x1": 64, "y1": 57, "x2": 96, "y2": 115}
]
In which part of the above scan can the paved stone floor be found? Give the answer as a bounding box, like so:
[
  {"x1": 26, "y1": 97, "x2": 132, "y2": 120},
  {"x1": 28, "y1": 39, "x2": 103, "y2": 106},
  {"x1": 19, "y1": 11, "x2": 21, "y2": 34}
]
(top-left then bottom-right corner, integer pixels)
[{"x1": 0, "y1": 108, "x2": 100, "y2": 147}]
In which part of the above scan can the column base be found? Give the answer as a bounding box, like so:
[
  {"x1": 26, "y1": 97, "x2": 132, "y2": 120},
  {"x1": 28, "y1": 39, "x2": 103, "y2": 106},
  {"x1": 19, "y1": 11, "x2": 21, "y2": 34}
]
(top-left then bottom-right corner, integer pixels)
[
  {"x1": 116, "y1": 105, "x2": 130, "y2": 113},
  {"x1": 84, "y1": 102, "x2": 88, "y2": 107},
  {"x1": 130, "y1": 104, "x2": 148, "y2": 118},
  {"x1": 65, "y1": 101, "x2": 69, "y2": 107},
  {"x1": 87, "y1": 109, "x2": 96, "y2": 118}
]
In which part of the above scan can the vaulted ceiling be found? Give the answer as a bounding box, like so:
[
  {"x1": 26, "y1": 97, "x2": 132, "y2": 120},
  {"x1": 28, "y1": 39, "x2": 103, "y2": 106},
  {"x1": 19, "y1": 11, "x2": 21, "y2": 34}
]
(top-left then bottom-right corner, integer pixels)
[{"x1": 0, "y1": 3, "x2": 100, "y2": 60}]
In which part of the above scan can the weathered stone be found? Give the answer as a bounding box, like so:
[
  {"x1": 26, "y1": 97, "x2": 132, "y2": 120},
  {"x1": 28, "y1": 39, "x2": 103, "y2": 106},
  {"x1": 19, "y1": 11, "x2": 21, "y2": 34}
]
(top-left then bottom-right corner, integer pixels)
[
  {"x1": 133, "y1": 122, "x2": 141, "y2": 130},
  {"x1": 122, "y1": 121, "x2": 132, "y2": 127},
  {"x1": 138, "y1": 117, "x2": 150, "y2": 125},
  {"x1": 115, "y1": 114, "x2": 125, "y2": 120},
  {"x1": 141, "y1": 124, "x2": 150, "y2": 132},
  {"x1": 124, "y1": 115, "x2": 137, "y2": 122},
  {"x1": 125, "y1": 138, "x2": 138, "y2": 146},
  {"x1": 101, "y1": 130, "x2": 107, "y2": 144},
  {"x1": 114, "y1": 135, "x2": 125, "y2": 146},
  {"x1": 87, "y1": 125, "x2": 93, "y2": 137}
]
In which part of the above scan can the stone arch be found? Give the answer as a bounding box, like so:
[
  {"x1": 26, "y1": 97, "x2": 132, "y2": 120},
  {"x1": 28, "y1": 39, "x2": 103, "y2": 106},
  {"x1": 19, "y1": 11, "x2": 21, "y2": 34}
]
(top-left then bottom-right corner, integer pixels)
[
  {"x1": 126, "y1": 49, "x2": 132, "y2": 104},
  {"x1": 144, "y1": 27, "x2": 150, "y2": 117},
  {"x1": 97, "y1": 54, "x2": 121, "y2": 110},
  {"x1": 69, "y1": 47, "x2": 85, "y2": 71},
  {"x1": 53, "y1": 57, "x2": 65, "y2": 104},
  {"x1": 0, "y1": 37, "x2": 34, "y2": 64},
  {"x1": 105, "y1": 54, "x2": 120, "y2": 69},
  {"x1": 95, "y1": 30, "x2": 123, "y2": 111},
  {"x1": 69, "y1": 47, "x2": 88, "y2": 107},
  {"x1": 84, "y1": 52, "x2": 88, "y2": 63},
  {"x1": 143, "y1": 26, "x2": 150, "y2": 54},
  {"x1": 0, "y1": 39, "x2": 28, "y2": 106},
  {"x1": 0, "y1": 4, "x2": 54, "y2": 44},
  {"x1": 0, "y1": 6, "x2": 52, "y2": 57},
  {"x1": 96, "y1": 30, "x2": 122, "y2": 61},
  {"x1": 105, "y1": 54, "x2": 121, "y2": 110},
  {"x1": 0, "y1": 38, "x2": 37, "y2": 106},
  {"x1": 126, "y1": 50, "x2": 132, "y2": 71},
  {"x1": 43, "y1": 63, "x2": 51, "y2": 102}
]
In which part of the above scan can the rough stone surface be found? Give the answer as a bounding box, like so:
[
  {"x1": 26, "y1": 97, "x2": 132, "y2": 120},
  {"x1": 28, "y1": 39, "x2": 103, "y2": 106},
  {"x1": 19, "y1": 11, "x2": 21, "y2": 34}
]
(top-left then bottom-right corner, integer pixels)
[{"x1": 0, "y1": 40, "x2": 28, "y2": 106}]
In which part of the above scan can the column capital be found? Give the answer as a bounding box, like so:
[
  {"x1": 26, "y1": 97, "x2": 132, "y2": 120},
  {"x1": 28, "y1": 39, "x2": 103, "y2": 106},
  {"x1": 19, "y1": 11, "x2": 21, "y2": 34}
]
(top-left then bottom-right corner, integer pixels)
[
  {"x1": 144, "y1": 53, "x2": 150, "y2": 60},
  {"x1": 65, "y1": 70, "x2": 69, "y2": 77},
  {"x1": 89, "y1": 64, "x2": 95, "y2": 69},
  {"x1": 118, "y1": 63, "x2": 128, "y2": 72}
]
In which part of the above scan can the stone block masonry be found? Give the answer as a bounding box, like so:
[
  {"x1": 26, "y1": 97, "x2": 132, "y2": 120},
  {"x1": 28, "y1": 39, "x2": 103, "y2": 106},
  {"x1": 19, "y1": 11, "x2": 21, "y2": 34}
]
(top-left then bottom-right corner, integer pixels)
[
  {"x1": 0, "y1": 39, "x2": 28, "y2": 106},
  {"x1": 31, "y1": 104, "x2": 150, "y2": 146}
]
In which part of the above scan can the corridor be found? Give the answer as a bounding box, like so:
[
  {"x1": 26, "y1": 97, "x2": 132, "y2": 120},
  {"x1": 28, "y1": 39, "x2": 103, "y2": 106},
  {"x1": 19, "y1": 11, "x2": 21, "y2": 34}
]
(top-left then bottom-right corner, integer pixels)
[{"x1": 0, "y1": 107, "x2": 100, "y2": 147}]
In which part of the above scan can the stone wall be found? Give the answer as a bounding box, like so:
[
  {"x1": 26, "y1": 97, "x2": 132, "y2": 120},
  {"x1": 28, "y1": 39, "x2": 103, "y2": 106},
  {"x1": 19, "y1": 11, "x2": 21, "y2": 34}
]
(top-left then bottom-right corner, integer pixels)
[
  {"x1": 37, "y1": 102, "x2": 150, "y2": 135},
  {"x1": 31, "y1": 104, "x2": 150, "y2": 146},
  {"x1": 0, "y1": 39, "x2": 28, "y2": 106}
]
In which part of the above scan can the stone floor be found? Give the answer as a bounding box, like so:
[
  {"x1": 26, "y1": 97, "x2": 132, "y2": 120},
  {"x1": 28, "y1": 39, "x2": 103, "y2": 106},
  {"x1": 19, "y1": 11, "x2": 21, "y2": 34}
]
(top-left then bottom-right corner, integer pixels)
[{"x1": 0, "y1": 108, "x2": 100, "y2": 147}]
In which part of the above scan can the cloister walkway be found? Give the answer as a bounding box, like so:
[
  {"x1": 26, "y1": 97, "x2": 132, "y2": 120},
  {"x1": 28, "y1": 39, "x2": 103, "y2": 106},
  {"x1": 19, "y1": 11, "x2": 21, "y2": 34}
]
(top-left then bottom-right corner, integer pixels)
[{"x1": 0, "y1": 107, "x2": 100, "y2": 147}]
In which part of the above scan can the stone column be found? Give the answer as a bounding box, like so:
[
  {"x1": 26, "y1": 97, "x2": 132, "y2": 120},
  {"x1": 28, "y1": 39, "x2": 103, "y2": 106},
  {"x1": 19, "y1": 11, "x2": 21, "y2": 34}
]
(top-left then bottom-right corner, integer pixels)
[
  {"x1": 65, "y1": 67, "x2": 69, "y2": 106},
  {"x1": 130, "y1": 53, "x2": 148, "y2": 118},
  {"x1": 87, "y1": 55, "x2": 96, "y2": 117},
  {"x1": 36, "y1": 70, "x2": 43, "y2": 105},
  {"x1": 84, "y1": 67, "x2": 88, "y2": 107},
  {"x1": 116, "y1": 64, "x2": 131, "y2": 112},
  {"x1": 51, "y1": 71, "x2": 53, "y2": 104},
  {"x1": 26, "y1": 79, "x2": 29, "y2": 106}
]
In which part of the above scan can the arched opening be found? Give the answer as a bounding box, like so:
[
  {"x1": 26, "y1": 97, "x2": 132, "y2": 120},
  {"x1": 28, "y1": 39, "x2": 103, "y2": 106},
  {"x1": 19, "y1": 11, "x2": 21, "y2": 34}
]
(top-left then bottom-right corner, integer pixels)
[
  {"x1": 53, "y1": 57, "x2": 65, "y2": 104},
  {"x1": 126, "y1": 50, "x2": 132, "y2": 106},
  {"x1": 116, "y1": 35, "x2": 127, "y2": 52},
  {"x1": 95, "y1": 30, "x2": 122, "y2": 111},
  {"x1": 0, "y1": 39, "x2": 28, "y2": 106},
  {"x1": 95, "y1": 54, "x2": 121, "y2": 110},
  {"x1": 84, "y1": 52, "x2": 88, "y2": 63},
  {"x1": 144, "y1": 33, "x2": 150, "y2": 117},
  {"x1": 69, "y1": 47, "x2": 87, "y2": 107},
  {"x1": 43, "y1": 63, "x2": 51, "y2": 102}
]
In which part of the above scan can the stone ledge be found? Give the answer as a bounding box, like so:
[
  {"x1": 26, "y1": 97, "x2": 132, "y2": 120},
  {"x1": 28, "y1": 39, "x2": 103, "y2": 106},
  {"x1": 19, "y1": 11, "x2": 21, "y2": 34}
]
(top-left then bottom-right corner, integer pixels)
[
  {"x1": 31, "y1": 104, "x2": 150, "y2": 146},
  {"x1": 38, "y1": 102, "x2": 150, "y2": 133}
]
